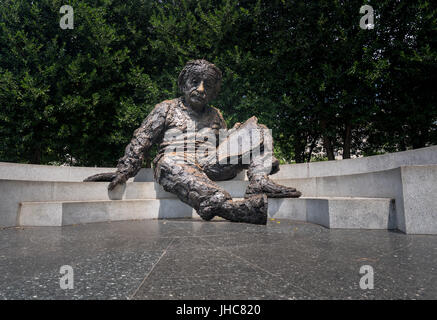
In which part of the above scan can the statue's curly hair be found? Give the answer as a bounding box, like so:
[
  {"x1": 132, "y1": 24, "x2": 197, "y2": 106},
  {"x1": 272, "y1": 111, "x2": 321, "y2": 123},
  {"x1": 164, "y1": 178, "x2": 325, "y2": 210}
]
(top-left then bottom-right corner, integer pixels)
[{"x1": 178, "y1": 59, "x2": 222, "y2": 97}]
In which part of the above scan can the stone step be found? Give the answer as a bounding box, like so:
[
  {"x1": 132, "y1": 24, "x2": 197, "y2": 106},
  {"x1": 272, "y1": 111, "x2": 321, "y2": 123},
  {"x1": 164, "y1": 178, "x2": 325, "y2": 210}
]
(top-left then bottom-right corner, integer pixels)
[
  {"x1": 0, "y1": 175, "x2": 402, "y2": 230},
  {"x1": 19, "y1": 197, "x2": 395, "y2": 230},
  {"x1": 19, "y1": 199, "x2": 195, "y2": 226},
  {"x1": 270, "y1": 197, "x2": 396, "y2": 230}
]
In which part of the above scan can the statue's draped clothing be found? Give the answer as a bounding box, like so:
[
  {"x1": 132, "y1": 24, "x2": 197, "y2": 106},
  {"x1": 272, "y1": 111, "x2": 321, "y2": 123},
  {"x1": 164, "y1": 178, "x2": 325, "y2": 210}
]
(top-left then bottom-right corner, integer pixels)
[{"x1": 116, "y1": 98, "x2": 229, "y2": 181}]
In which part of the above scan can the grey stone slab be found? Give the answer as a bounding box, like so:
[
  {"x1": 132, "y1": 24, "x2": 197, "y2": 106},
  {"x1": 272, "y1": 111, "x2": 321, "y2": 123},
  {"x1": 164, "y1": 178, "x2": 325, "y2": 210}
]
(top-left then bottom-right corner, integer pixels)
[
  {"x1": 0, "y1": 161, "x2": 114, "y2": 182},
  {"x1": 163, "y1": 235, "x2": 218, "y2": 251},
  {"x1": 0, "y1": 180, "x2": 247, "y2": 227},
  {"x1": 19, "y1": 202, "x2": 63, "y2": 227},
  {"x1": 375, "y1": 236, "x2": 437, "y2": 275},
  {"x1": 314, "y1": 168, "x2": 403, "y2": 199},
  {"x1": 327, "y1": 198, "x2": 395, "y2": 230},
  {"x1": 1, "y1": 220, "x2": 436, "y2": 300},
  {"x1": 373, "y1": 269, "x2": 437, "y2": 299},
  {"x1": 194, "y1": 220, "x2": 437, "y2": 299},
  {"x1": 162, "y1": 219, "x2": 271, "y2": 237},
  {"x1": 61, "y1": 200, "x2": 160, "y2": 225},
  {"x1": 17, "y1": 196, "x2": 396, "y2": 232},
  {"x1": 0, "y1": 221, "x2": 186, "y2": 299},
  {"x1": 204, "y1": 221, "x2": 419, "y2": 266},
  {"x1": 3, "y1": 166, "x2": 436, "y2": 235},
  {"x1": 264, "y1": 254, "x2": 436, "y2": 299},
  {"x1": 200, "y1": 222, "x2": 327, "y2": 250},
  {"x1": 401, "y1": 165, "x2": 437, "y2": 234},
  {"x1": 140, "y1": 246, "x2": 259, "y2": 278},
  {"x1": 268, "y1": 198, "x2": 307, "y2": 220},
  {"x1": 271, "y1": 145, "x2": 437, "y2": 179},
  {"x1": 0, "y1": 180, "x2": 56, "y2": 227},
  {"x1": 0, "y1": 220, "x2": 192, "y2": 258},
  {"x1": 0, "y1": 250, "x2": 165, "y2": 300},
  {"x1": 18, "y1": 199, "x2": 196, "y2": 226},
  {"x1": 314, "y1": 168, "x2": 407, "y2": 231},
  {"x1": 133, "y1": 273, "x2": 313, "y2": 300},
  {"x1": 133, "y1": 235, "x2": 313, "y2": 300},
  {"x1": 2, "y1": 147, "x2": 437, "y2": 234},
  {"x1": 306, "y1": 199, "x2": 330, "y2": 228},
  {"x1": 2, "y1": 146, "x2": 436, "y2": 183}
]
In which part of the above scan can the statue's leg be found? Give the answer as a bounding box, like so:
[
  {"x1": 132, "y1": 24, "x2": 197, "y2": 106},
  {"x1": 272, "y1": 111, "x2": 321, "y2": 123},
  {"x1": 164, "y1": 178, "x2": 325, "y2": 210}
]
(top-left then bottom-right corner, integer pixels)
[
  {"x1": 245, "y1": 122, "x2": 302, "y2": 198},
  {"x1": 210, "y1": 117, "x2": 301, "y2": 198},
  {"x1": 157, "y1": 156, "x2": 267, "y2": 225}
]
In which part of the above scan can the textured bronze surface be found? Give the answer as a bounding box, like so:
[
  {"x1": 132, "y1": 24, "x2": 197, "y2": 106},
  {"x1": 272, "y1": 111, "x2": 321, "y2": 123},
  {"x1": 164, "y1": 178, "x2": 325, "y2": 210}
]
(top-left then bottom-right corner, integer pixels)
[{"x1": 85, "y1": 60, "x2": 301, "y2": 224}]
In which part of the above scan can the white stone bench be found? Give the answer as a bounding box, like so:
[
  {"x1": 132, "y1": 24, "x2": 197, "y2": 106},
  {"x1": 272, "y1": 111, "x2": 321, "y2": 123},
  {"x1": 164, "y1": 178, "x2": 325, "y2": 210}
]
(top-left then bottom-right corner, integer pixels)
[{"x1": 1, "y1": 146, "x2": 436, "y2": 234}]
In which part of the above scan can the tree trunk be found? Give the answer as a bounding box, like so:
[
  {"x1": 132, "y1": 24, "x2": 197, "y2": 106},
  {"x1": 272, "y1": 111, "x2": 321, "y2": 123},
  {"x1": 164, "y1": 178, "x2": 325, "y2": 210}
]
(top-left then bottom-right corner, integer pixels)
[
  {"x1": 323, "y1": 135, "x2": 335, "y2": 161},
  {"x1": 343, "y1": 123, "x2": 352, "y2": 159},
  {"x1": 320, "y1": 120, "x2": 335, "y2": 161},
  {"x1": 32, "y1": 143, "x2": 42, "y2": 164},
  {"x1": 410, "y1": 127, "x2": 426, "y2": 149},
  {"x1": 293, "y1": 140, "x2": 305, "y2": 163},
  {"x1": 294, "y1": 148, "x2": 304, "y2": 163}
]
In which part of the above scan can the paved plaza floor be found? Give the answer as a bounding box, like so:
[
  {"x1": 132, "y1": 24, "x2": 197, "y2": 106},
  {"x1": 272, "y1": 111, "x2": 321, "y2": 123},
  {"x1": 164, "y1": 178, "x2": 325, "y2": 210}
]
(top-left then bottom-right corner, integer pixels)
[{"x1": 0, "y1": 218, "x2": 436, "y2": 300}]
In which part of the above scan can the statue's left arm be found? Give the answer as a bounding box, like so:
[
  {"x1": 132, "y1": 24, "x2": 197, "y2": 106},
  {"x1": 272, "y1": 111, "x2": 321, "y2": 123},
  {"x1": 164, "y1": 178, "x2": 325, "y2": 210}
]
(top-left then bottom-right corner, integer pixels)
[
  {"x1": 84, "y1": 101, "x2": 169, "y2": 189},
  {"x1": 109, "y1": 101, "x2": 170, "y2": 189}
]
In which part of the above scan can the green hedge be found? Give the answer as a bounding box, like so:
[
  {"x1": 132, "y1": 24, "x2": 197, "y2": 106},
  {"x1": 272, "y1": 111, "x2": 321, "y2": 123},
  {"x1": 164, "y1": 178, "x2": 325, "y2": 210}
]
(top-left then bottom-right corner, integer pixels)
[{"x1": 0, "y1": 0, "x2": 436, "y2": 166}]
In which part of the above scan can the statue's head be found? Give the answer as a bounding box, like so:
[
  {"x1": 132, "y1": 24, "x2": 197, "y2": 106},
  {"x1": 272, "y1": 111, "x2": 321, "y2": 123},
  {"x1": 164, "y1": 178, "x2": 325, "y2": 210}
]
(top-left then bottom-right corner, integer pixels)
[{"x1": 178, "y1": 59, "x2": 222, "y2": 111}]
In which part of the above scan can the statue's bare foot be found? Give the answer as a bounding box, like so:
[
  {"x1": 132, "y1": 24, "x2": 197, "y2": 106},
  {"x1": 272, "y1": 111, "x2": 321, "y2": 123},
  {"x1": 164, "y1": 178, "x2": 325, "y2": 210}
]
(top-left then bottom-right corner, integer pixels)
[
  {"x1": 222, "y1": 194, "x2": 268, "y2": 225},
  {"x1": 243, "y1": 194, "x2": 268, "y2": 225},
  {"x1": 199, "y1": 194, "x2": 268, "y2": 225},
  {"x1": 245, "y1": 175, "x2": 302, "y2": 198}
]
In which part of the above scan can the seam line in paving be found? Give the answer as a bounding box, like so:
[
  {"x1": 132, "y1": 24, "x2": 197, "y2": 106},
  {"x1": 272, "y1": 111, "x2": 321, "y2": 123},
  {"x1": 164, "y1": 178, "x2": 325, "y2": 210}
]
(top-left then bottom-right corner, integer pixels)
[
  {"x1": 199, "y1": 236, "x2": 315, "y2": 299},
  {"x1": 200, "y1": 237, "x2": 279, "y2": 277},
  {"x1": 196, "y1": 231, "x2": 316, "y2": 298},
  {"x1": 160, "y1": 272, "x2": 257, "y2": 279},
  {"x1": 165, "y1": 220, "x2": 288, "y2": 277},
  {"x1": 128, "y1": 238, "x2": 176, "y2": 300},
  {"x1": 377, "y1": 241, "x2": 413, "y2": 259}
]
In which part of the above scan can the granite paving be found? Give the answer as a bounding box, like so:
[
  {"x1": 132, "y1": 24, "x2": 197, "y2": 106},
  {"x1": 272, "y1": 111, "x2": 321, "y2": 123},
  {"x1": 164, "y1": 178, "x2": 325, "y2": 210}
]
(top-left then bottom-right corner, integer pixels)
[{"x1": 0, "y1": 218, "x2": 436, "y2": 300}]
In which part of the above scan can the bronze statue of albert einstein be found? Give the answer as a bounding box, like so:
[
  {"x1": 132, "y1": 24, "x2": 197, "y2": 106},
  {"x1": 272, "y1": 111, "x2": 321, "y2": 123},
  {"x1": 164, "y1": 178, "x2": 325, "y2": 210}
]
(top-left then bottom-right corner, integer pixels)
[{"x1": 85, "y1": 60, "x2": 301, "y2": 224}]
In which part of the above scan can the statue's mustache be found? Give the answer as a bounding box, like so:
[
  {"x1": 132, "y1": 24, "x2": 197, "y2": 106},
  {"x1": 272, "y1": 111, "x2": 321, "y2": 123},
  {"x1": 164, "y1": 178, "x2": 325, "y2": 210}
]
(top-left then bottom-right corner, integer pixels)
[{"x1": 190, "y1": 89, "x2": 206, "y2": 100}]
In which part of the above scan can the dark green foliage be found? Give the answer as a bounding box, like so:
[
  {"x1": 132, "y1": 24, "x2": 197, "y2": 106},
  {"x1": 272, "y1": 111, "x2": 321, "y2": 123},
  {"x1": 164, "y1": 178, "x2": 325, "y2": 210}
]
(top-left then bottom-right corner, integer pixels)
[{"x1": 0, "y1": 0, "x2": 436, "y2": 166}]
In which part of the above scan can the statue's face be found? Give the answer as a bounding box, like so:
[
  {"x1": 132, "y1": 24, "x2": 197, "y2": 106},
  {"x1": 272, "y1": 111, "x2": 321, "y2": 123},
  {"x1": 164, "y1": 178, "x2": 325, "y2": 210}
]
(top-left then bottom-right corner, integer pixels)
[{"x1": 182, "y1": 69, "x2": 220, "y2": 111}]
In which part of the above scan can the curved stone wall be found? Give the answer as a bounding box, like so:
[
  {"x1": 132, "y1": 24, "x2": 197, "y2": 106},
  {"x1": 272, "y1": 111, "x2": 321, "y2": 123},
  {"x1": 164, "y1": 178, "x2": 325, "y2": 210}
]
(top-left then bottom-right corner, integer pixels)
[
  {"x1": 1, "y1": 146, "x2": 436, "y2": 234},
  {"x1": 271, "y1": 145, "x2": 437, "y2": 179},
  {"x1": 0, "y1": 145, "x2": 435, "y2": 182}
]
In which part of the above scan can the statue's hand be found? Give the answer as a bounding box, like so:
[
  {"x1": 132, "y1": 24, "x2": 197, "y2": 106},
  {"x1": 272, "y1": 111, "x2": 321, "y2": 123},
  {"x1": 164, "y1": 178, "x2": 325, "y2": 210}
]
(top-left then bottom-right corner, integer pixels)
[
  {"x1": 232, "y1": 122, "x2": 242, "y2": 130},
  {"x1": 108, "y1": 173, "x2": 127, "y2": 191},
  {"x1": 83, "y1": 172, "x2": 127, "y2": 191},
  {"x1": 83, "y1": 172, "x2": 116, "y2": 182}
]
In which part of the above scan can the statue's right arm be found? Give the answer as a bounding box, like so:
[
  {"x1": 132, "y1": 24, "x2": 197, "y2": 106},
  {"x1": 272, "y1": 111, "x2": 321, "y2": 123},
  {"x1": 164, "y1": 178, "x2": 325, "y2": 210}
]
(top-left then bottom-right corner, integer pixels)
[{"x1": 108, "y1": 101, "x2": 170, "y2": 190}]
